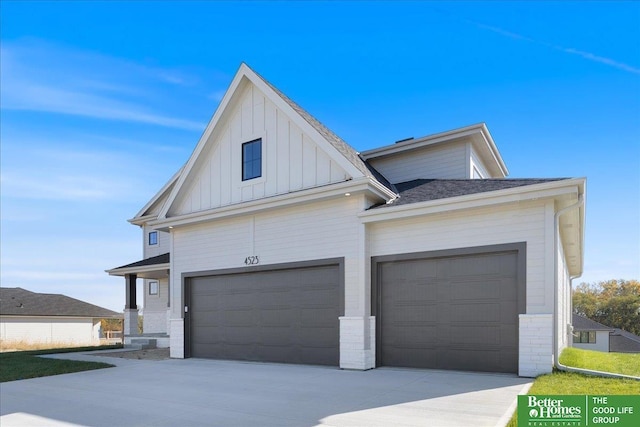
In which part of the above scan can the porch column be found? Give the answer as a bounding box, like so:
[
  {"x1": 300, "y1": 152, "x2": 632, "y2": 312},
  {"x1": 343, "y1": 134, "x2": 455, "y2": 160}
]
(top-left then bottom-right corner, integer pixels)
[{"x1": 124, "y1": 274, "x2": 139, "y2": 336}]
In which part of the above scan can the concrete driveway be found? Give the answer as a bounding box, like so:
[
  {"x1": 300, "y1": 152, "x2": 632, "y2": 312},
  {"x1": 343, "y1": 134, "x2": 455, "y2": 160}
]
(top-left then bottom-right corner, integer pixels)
[{"x1": 0, "y1": 351, "x2": 531, "y2": 427}]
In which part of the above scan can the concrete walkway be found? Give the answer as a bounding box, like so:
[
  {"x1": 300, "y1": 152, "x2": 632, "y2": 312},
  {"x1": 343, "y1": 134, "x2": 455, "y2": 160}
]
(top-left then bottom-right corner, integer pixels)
[{"x1": 0, "y1": 351, "x2": 531, "y2": 427}]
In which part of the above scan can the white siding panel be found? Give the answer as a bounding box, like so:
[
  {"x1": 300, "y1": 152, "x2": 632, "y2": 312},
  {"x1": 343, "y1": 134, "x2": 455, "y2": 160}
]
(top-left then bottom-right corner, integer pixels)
[
  {"x1": 144, "y1": 227, "x2": 170, "y2": 258},
  {"x1": 369, "y1": 200, "x2": 550, "y2": 313},
  {"x1": 171, "y1": 197, "x2": 363, "y2": 318},
  {"x1": 168, "y1": 82, "x2": 349, "y2": 217},
  {"x1": 369, "y1": 142, "x2": 467, "y2": 183},
  {"x1": 0, "y1": 317, "x2": 98, "y2": 345},
  {"x1": 470, "y1": 144, "x2": 491, "y2": 179},
  {"x1": 143, "y1": 278, "x2": 169, "y2": 334}
]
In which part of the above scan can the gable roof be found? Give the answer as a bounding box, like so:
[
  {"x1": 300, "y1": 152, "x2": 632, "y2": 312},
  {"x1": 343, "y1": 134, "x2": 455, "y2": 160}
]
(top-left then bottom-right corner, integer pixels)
[
  {"x1": 257, "y1": 70, "x2": 394, "y2": 192},
  {"x1": 360, "y1": 123, "x2": 509, "y2": 178},
  {"x1": 0, "y1": 287, "x2": 121, "y2": 318},
  {"x1": 370, "y1": 178, "x2": 569, "y2": 209},
  {"x1": 156, "y1": 63, "x2": 396, "y2": 221},
  {"x1": 572, "y1": 314, "x2": 614, "y2": 331},
  {"x1": 610, "y1": 329, "x2": 640, "y2": 353}
]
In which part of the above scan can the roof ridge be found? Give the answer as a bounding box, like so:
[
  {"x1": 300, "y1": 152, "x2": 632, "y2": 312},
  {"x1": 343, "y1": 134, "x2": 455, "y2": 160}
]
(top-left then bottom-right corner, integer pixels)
[{"x1": 249, "y1": 66, "x2": 394, "y2": 193}]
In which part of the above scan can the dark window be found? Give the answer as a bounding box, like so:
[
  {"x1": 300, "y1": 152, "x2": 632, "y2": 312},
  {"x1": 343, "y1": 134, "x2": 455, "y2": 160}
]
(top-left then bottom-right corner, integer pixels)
[
  {"x1": 148, "y1": 231, "x2": 158, "y2": 245},
  {"x1": 242, "y1": 139, "x2": 262, "y2": 181},
  {"x1": 573, "y1": 331, "x2": 596, "y2": 343}
]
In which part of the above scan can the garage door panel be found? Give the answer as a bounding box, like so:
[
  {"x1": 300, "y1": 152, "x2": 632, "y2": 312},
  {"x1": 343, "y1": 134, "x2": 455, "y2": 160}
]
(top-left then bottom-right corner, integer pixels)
[
  {"x1": 189, "y1": 263, "x2": 340, "y2": 366},
  {"x1": 378, "y1": 249, "x2": 521, "y2": 373},
  {"x1": 450, "y1": 303, "x2": 501, "y2": 322}
]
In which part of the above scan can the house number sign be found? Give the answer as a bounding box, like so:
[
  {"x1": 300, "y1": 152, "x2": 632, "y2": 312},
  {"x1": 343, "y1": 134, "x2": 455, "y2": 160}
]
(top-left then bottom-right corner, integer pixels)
[{"x1": 244, "y1": 256, "x2": 260, "y2": 266}]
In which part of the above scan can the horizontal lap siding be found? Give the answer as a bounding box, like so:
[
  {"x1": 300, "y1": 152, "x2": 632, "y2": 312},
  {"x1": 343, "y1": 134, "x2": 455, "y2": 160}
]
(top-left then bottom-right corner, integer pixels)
[
  {"x1": 171, "y1": 197, "x2": 362, "y2": 318},
  {"x1": 369, "y1": 200, "x2": 549, "y2": 313},
  {"x1": 369, "y1": 142, "x2": 467, "y2": 183}
]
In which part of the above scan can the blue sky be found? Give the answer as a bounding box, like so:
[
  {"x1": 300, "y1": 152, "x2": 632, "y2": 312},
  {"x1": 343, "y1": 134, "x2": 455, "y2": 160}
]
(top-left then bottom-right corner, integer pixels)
[{"x1": 1, "y1": 1, "x2": 638, "y2": 312}]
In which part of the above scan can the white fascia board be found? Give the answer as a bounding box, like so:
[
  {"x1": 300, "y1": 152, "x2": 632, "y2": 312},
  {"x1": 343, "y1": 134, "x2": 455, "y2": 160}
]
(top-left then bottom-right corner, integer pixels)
[
  {"x1": 157, "y1": 64, "x2": 366, "y2": 220},
  {"x1": 149, "y1": 178, "x2": 390, "y2": 230},
  {"x1": 106, "y1": 263, "x2": 171, "y2": 277},
  {"x1": 157, "y1": 65, "x2": 249, "y2": 220},
  {"x1": 476, "y1": 124, "x2": 508, "y2": 177},
  {"x1": 360, "y1": 123, "x2": 486, "y2": 159},
  {"x1": 361, "y1": 122, "x2": 508, "y2": 178},
  {"x1": 247, "y1": 68, "x2": 365, "y2": 180},
  {"x1": 358, "y1": 178, "x2": 585, "y2": 223},
  {"x1": 130, "y1": 166, "x2": 184, "y2": 224}
]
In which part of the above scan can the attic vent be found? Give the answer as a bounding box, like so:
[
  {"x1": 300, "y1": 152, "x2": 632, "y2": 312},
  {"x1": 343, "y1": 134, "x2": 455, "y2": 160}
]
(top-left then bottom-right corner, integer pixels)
[{"x1": 395, "y1": 137, "x2": 414, "y2": 144}]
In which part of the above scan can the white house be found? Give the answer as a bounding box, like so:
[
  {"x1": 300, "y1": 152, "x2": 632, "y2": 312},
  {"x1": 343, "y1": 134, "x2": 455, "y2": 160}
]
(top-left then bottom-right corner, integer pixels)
[
  {"x1": 108, "y1": 63, "x2": 586, "y2": 377},
  {"x1": 0, "y1": 287, "x2": 122, "y2": 348}
]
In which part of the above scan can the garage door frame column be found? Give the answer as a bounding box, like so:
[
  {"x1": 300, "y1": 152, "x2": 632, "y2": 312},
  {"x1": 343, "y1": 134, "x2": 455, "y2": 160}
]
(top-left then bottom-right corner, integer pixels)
[{"x1": 339, "y1": 221, "x2": 375, "y2": 370}]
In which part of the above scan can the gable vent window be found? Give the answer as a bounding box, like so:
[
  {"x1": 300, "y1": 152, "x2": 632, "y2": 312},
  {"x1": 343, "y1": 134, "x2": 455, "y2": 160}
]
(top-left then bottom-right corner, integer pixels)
[
  {"x1": 148, "y1": 231, "x2": 158, "y2": 246},
  {"x1": 242, "y1": 139, "x2": 262, "y2": 181}
]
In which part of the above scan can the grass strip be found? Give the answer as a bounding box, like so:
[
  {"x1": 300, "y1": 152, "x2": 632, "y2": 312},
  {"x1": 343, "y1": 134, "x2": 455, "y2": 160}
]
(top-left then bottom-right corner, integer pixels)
[{"x1": 0, "y1": 345, "x2": 121, "y2": 382}]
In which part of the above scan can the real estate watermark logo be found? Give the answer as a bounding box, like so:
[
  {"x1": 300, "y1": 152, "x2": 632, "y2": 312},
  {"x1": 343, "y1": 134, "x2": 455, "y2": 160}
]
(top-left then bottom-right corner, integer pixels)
[{"x1": 518, "y1": 395, "x2": 639, "y2": 427}]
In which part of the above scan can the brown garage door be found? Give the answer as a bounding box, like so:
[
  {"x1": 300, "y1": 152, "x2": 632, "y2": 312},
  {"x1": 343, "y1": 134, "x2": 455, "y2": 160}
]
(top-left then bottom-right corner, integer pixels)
[
  {"x1": 186, "y1": 262, "x2": 341, "y2": 366},
  {"x1": 374, "y1": 245, "x2": 525, "y2": 373}
]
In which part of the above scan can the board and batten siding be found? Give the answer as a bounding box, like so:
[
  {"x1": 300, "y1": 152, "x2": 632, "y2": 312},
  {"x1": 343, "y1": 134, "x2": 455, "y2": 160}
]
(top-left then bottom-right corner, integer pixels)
[
  {"x1": 368, "y1": 199, "x2": 552, "y2": 314},
  {"x1": 169, "y1": 83, "x2": 349, "y2": 217},
  {"x1": 0, "y1": 317, "x2": 100, "y2": 345},
  {"x1": 368, "y1": 141, "x2": 467, "y2": 184}
]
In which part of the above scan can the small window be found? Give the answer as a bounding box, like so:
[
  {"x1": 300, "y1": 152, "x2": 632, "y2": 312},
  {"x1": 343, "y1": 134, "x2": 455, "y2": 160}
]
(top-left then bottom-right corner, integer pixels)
[
  {"x1": 242, "y1": 139, "x2": 262, "y2": 181},
  {"x1": 149, "y1": 281, "x2": 159, "y2": 295},
  {"x1": 573, "y1": 331, "x2": 596, "y2": 343},
  {"x1": 148, "y1": 231, "x2": 158, "y2": 245}
]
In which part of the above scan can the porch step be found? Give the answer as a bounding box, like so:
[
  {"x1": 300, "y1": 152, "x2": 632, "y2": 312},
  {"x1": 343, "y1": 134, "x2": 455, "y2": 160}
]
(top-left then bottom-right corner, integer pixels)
[{"x1": 126, "y1": 338, "x2": 157, "y2": 350}]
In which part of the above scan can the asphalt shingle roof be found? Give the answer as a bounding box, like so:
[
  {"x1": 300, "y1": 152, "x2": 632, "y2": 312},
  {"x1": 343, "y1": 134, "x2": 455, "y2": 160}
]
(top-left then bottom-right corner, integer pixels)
[
  {"x1": 572, "y1": 314, "x2": 640, "y2": 353},
  {"x1": 254, "y1": 69, "x2": 395, "y2": 193},
  {"x1": 609, "y1": 329, "x2": 640, "y2": 353},
  {"x1": 111, "y1": 253, "x2": 170, "y2": 270},
  {"x1": 0, "y1": 287, "x2": 121, "y2": 318},
  {"x1": 572, "y1": 314, "x2": 613, "y2": 331},
  {"x1": 370, "y1": 178, "x2": 568, "y2": 209}
]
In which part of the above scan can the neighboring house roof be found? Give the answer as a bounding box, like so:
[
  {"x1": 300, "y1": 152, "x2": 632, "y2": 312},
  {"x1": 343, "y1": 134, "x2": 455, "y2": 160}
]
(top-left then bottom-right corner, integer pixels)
[
  {"x1": 0, "y1": 287, "x2": 121, "y2": 318},
  {"x1": 572, "y1": 314, "x2": 614, "y2": 331},
  {"x1": 370, "y1": 178, "x2": 569, "y2": 209},
  {"x1": 572, "y1": 314, "x2": 640, "y2": 353},
  {"x1": 609, "y1": 329, "x2": 640, "y2": 353}
]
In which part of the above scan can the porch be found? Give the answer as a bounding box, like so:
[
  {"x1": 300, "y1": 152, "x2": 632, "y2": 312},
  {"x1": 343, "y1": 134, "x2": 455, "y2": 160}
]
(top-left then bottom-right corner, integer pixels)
[{"x1": 106, "y1": 253, "x2": 171, "y2": 348}]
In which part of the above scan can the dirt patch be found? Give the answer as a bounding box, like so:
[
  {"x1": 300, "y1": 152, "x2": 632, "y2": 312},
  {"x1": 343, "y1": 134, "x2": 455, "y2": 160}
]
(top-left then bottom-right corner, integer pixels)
[{"x1": 95, "y1": 348, "x2": 170, "y2": 360}]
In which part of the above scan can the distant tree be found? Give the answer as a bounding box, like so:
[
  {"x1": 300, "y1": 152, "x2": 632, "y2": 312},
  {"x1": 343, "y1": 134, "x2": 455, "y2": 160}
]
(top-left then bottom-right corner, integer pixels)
[
  {"x1": 573, "y1": 279, "x2": 640, "y2": 336},
  {"x1": 100, "y1": 318, "x2": 123, "y2": 332}
]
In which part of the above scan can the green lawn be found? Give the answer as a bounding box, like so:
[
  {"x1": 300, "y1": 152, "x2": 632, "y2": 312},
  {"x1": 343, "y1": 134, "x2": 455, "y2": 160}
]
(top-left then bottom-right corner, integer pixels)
[
  {"x1": 507, "y1": 348, "x2": 640, "y2": 426},
  {"x1": 560, "y1": 347, "x2": 640, "y2": 377},
  {"x1": 0, "y1": 345, "x2": 121, "y2": 383}
]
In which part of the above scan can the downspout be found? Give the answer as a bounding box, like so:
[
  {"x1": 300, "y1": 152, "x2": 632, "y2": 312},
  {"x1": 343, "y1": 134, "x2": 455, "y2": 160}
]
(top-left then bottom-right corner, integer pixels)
[{"x1": 553, "y1": 195, "x2": 639, "y2": 380}]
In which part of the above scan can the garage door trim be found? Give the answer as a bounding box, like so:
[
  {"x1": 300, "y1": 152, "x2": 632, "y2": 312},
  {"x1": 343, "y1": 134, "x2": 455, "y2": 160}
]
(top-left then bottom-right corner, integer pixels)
[
  {"x1": 371, "y1": 242, "x2": 526, "y2": 369},
  {"x1": 182, "y1": 257, "x2": 345, "y2": 359}
]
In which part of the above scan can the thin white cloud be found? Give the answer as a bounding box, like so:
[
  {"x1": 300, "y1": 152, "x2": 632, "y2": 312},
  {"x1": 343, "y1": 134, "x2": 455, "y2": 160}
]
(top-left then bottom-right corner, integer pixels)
[
  {"x1": 457, "y1": 14, "x2": 640, "y2": 75},
  {"x1": 0, "y1": 40, "x2": 209, "y2": 130}
]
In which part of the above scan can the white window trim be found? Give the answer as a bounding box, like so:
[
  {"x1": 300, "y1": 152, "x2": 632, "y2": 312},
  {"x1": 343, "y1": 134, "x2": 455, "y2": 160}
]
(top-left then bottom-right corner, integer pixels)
[
  {"x1": 237, "y1": 131, "x2": 267, "y2": 188},
  {"x1": 148, "y1": 281, "x2": 159, "y2": 296}
]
